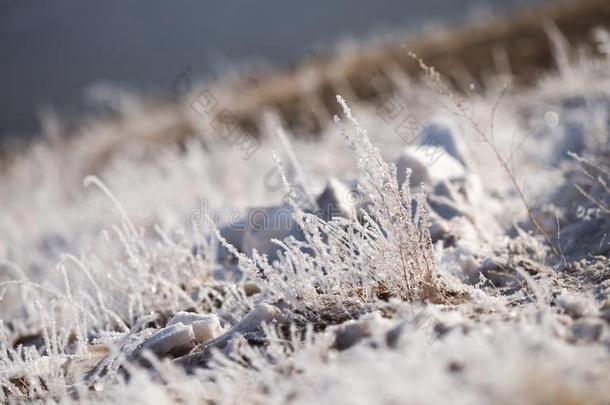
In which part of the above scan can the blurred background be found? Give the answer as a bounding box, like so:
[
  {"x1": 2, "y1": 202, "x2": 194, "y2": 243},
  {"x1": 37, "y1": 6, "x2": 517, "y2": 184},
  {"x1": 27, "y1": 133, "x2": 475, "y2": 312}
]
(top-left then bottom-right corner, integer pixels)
[{"x1": 1, "y1": 0, "x2": 549, "y2": 140}]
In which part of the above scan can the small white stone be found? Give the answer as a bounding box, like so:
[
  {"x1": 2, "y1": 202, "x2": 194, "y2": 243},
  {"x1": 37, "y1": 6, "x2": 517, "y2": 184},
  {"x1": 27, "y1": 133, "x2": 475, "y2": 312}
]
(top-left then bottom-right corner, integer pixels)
[
  {"x1": 192, "y1": 318, "x2": 224, "y2": 343},
  {"x1": 167, "y1": 311, "x2": 224, "y2": 343},
  {"x1": 230, "y1": 304, "x2": 286, "y2": 335},
  {"x1": 140, "y1": 323, "x2": 195, "y2": 356},
  {"x1": 396, "y1": 146, "x2": 466, "y2": 188}
]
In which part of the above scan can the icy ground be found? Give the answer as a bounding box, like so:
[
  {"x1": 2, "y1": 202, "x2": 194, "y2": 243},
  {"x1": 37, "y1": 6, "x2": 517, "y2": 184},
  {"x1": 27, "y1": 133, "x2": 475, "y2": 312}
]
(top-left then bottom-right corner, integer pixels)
[{"x1": 0, "y1": 45, "x2": 609, "y2": 403}]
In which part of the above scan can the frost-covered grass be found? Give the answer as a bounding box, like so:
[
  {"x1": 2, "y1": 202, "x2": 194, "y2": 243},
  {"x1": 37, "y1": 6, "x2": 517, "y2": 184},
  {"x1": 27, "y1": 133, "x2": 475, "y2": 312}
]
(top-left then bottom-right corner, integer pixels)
[{"x1": 0, "y1": 35, "x2": 610, "y2": 404}]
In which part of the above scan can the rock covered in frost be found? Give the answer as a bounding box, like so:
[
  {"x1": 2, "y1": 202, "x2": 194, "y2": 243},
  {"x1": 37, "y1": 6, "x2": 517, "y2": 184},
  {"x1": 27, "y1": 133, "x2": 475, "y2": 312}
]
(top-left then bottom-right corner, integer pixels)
[
  {"x1": 241, "y1": 205, "x2": 304, "y2": 261},
  {"x1": 555, "y1": 294, "x2": 598, "y2": 319},
  {"x1": 167, "y1": 311, "x2": 224, "y2": 343},
  {"x1": 315, "y1": 177, "x2": 366, "y2": 221},
  {"x1": 570, "y1": 317, "x2": 607, "y2": 343},
  {"x1": 395, "y1": 146, "x2": 466, "y2": 189},
  {"x1": 419, "y1": 116, "x2": 469, "y2": 168},
  {"x1": 215, "y1": 177, "x2": 368, "y2": 264},
  {"x1": 192, "y1": 320, "x2": 223, "y2": 344},
  {"x1": 428, "y1": 195, "x2": 467, "y2": 221},
  {"x1": 216, "y1": 205, "x2": 304, "y2": 263},
  {"x1": 243, "y1": 282, "x2": 262, "y2": 296},
  {"x1": 332, "y1": 321, "x2": 371, "y2": 351},
  {"x1": 385, "y1": 322, "x2": 405, "y2": 349},
  {"x1": 138, "y1": 323, "x2": 195, "y2": 357},
  {"x1": 395, "y1": 115, "x2": 478, "y2": 193},
  {"x1": 229, "y1": 303, "x2": 286, "y2": 335},
  {"x1": 385, "y1": 310, "x2": 465, "y2": 348},
  {"x1": 465, "y1": 257, "x2": 522, "y2": 289},
  {"x1": 330, "y1": 313, "x2": 392, "y2": 351}
]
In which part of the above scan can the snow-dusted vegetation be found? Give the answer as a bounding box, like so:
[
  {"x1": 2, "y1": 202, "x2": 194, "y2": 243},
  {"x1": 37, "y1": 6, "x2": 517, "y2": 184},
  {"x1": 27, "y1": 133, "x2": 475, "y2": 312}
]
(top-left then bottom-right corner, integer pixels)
[{"x1": 0, "y1": 30, "x2": 609, "y2": 404}]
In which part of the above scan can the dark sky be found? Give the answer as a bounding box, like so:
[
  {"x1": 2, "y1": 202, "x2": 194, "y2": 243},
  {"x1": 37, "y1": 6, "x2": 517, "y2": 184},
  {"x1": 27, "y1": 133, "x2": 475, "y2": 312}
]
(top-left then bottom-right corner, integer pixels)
[{"x1": 0, "y1": 0, "x2": 548, "y2": 137}]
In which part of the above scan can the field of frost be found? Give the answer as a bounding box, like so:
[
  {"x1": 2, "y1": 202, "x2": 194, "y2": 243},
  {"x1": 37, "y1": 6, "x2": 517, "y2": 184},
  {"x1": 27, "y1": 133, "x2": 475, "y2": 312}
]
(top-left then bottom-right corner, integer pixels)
[{"x1": 0, "y1": 32, "x2": 609, "y2": 404}]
